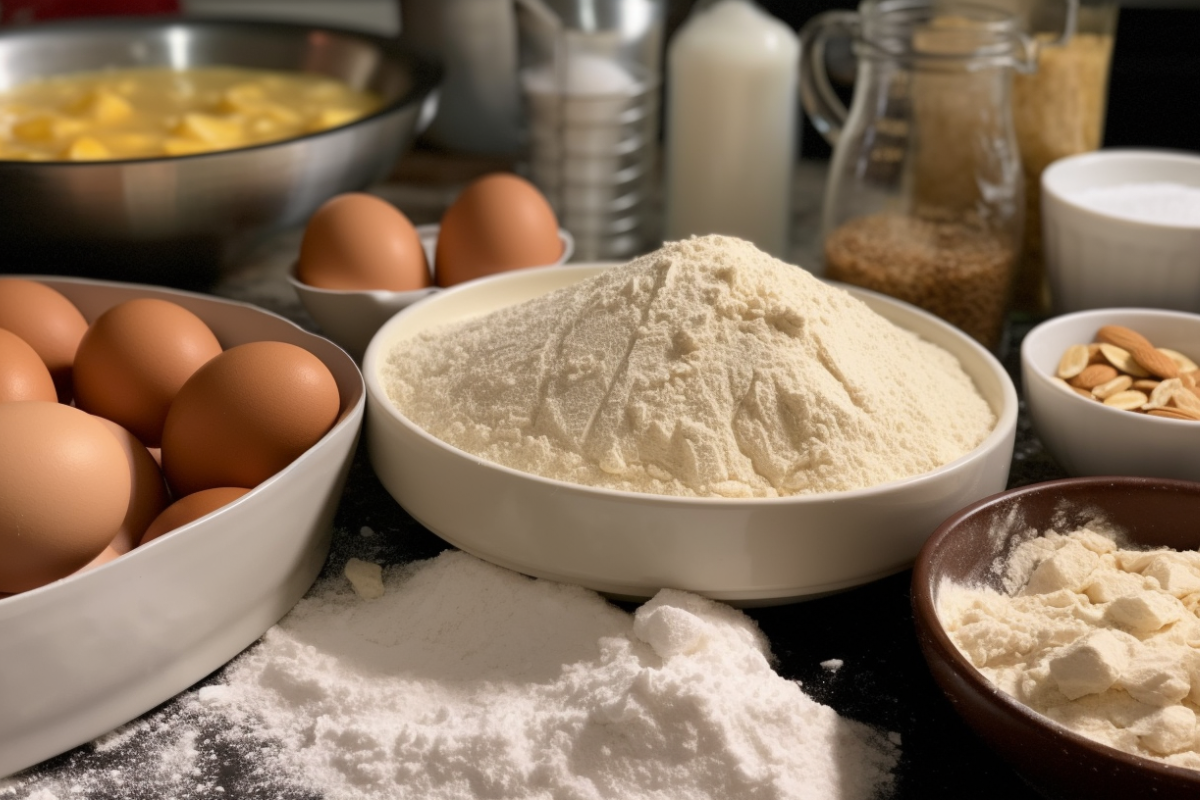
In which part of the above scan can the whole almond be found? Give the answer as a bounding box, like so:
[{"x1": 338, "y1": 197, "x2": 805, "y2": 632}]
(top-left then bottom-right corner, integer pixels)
[
  {"x1": 1134, "y1": 347, "x2": 1179, "y2": 379},
  {"x1": 1097, "y1": 324, "x2": 1155, "y2": 353},
  {"x1": 1132, "y1": 379, "x2": 1161, "y2": 393},
  {"x1": 1096, "y1": 325, "x2": 1179, "y2": 378},
  {"x1": 1070, "y1": 363, "x2": 1119, "y2": 390}
]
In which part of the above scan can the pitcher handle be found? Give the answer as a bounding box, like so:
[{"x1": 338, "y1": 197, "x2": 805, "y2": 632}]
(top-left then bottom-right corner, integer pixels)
[
  {"x1": 1046, "y1": 0, "x2": 1079, "y2": 47},
  {"x1": 799, "y1": 10, "x2": 860, "y2": 147},
  {"x1": 1015, "y1": 0, "x2": 1079, "y2": 72}
]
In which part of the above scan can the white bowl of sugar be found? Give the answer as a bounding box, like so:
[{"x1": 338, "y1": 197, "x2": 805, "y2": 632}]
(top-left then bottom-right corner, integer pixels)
[{"x1": 1042, "y1": 149, "x2": 1200, "y2": 314}]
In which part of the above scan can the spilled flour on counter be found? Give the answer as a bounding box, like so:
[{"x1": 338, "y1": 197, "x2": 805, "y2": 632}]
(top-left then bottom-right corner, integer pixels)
[
  {"x1": 5, "y1": 551, "x2": 899, "y2": 800},
  {"x1": 197, "y1": 551, "x2": 899, "y2": 799},
  {"x1": 381, "y1": 235, "x2": 995, "y2": 498}
]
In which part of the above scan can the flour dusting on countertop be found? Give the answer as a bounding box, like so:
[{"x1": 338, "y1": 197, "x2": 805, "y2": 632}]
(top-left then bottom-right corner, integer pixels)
[{"x1": 4, "y1": 550, "x2": 898, "y2": 800}]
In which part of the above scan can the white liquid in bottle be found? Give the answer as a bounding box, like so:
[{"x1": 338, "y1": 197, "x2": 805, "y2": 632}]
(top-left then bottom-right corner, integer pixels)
[{"x1": 663, "y1": 0, "x2": 800, "y2": 258}]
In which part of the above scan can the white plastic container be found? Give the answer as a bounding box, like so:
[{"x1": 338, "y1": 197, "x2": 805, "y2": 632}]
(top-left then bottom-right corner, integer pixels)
[{"x1": 663, "y1": 0, "x2": 799, "y2": 258}]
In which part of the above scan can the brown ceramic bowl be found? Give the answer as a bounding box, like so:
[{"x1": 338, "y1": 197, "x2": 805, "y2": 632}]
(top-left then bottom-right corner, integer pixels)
[{"x1": 912, "y1": 477, "x2": 1200, "y2": 800}]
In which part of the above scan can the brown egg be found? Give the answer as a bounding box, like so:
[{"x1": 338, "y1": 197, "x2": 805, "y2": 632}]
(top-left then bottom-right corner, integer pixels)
[
  {"x1": 73, "y1": 298, "x2": 223, "y2": 447},
  {"x1": 76, "y1": 546, "x2": 121, "y2": 574},
  {"x1": 0, "y1": 328, "x2": 56, "y2": 403},
  {"x1": 0, "y1": 540, "x2": 121, "y2": 600},
  {"x1": 435, "y1": 173, "x2": 562, "y2": 288},
  {"x1": 139, "y1": 487, "x2": 251, "y2": 546},
  {"x1": 161, "y1": 341, "x2": 341, "y2": 496},
  {"x1": 0, "y1": 402, "x2": 131, "y2": 594},
  {"x1": 0, "y1": 545, "x2": 124, "y2": 597},
  {"x1": 94, "y1": 417, "x2": 170, "y2": 554},
  {"x1": 0, "y1": 278, "x2": 88, "y2": 402},
  {"x1": 297, "y1": 192, "x2": 432, "y2": 291}
]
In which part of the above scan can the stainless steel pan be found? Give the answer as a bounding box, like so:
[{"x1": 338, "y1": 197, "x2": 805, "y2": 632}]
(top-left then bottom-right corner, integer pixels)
[{"x1": 0, "y1": 17, "x2": 441, "y2": 287}]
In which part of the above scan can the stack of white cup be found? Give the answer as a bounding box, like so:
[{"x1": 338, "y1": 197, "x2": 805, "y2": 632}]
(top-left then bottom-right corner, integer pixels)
[{"x1": 521, "y1": 43, "x2": 659, "y2": 261}]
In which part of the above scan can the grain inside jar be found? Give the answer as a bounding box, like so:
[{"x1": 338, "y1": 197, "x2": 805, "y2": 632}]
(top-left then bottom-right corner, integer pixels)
[
  {"x1": 1010, "y1": 21, "x2": 1117, "y2": 312},
  {"x1": 823, "y1": 213, "x2": 1015, "y2": 348}
]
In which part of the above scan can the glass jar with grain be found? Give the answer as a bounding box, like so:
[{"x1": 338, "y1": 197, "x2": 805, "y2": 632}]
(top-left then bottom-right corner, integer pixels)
[
  {"x1": 1009, "y1": 0, "x2": 1118, "y2": 314},
  {"x1": 801, "y1": 0, "x2": 1075, "y2": 350}
]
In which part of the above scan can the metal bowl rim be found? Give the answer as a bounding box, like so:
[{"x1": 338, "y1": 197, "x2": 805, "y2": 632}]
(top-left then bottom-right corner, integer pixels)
[{"x1": 0, "y1": 15, "x2": 442, "y2": 167}]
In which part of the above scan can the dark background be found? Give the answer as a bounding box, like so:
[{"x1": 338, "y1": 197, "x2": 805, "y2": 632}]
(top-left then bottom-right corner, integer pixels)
[
  {"x1": 4, "y1": 0, "x2": 1194, "y2": 160},
  {"x1": 667, "y1": 0, "x2": 1200, "y2": 161}
]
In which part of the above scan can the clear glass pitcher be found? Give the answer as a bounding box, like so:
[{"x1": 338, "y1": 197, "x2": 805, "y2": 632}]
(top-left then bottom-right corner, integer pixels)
[{"x1": 800, "y1": 0, "x2": 1072, "y2": 349}]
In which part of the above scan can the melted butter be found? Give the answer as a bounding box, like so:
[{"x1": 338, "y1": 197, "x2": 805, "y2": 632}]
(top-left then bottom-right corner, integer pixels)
[{"x1": 0, "y1": 66, "x2": 382, "y2": 161}]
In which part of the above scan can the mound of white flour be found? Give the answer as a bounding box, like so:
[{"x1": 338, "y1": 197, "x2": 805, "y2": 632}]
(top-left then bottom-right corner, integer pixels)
[
  {"x1": 382, "y1": 235, "x2": 995, "y2": 497},
  {"x1": 196, "y1": 551, "x2": 900, "y2": 799},
  {"x1": 0, "y1": 550, "x2": 900, "y2": 800}
]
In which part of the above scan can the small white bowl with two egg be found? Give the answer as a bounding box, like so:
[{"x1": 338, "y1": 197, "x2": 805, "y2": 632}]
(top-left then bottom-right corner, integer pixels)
[{"x1": 288, "y1": 175, "x2": 574, "y2": 361}]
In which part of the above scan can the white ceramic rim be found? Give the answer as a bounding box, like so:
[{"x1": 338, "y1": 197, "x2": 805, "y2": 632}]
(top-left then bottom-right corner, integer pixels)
[
  {"x1": 1021, "y1": 306, "x2": 1200, "y2": 427},
  {"x1": 1041, "y1": 148, "x2": 1200, "y2": 232},
  {"x1": 364, "y1": 264, "x2": 1019, "y2": 508},
  {"x1": 285, "y1": 265, "x2": 438, "y2": 303}
]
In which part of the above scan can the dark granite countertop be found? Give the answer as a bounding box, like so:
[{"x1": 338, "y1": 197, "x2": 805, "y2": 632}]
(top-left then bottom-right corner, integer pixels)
[{"x1": 2, "y1": 155, "x2": 1067, "y2": 799}]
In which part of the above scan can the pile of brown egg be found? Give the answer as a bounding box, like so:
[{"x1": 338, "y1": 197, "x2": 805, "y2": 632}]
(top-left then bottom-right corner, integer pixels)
[{"x1": 0, "y1": 278, "x2": 341, "y2": 596}]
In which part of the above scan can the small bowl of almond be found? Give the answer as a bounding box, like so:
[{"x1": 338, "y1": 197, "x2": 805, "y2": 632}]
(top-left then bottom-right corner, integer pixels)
[{"x1": 1022, "y1": 308, "x2": 1200, "y2": 480}]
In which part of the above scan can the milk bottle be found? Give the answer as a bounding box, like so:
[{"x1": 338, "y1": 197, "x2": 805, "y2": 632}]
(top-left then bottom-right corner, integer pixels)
[{"x1": 663, "y1": 0, "x2": 800, "y2": 258}]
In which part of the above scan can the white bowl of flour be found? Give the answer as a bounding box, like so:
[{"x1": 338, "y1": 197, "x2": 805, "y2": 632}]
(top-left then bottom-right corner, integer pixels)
[{"x1": 363, "y1": 236, "x2": 1017, "y2": 603}]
